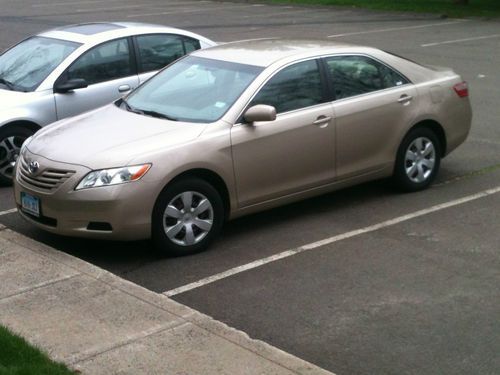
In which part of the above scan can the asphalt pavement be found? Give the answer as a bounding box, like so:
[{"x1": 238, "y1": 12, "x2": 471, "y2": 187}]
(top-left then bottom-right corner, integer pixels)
[{"x1": 0, "y1": 1, "x2": 499, "y2": 374}]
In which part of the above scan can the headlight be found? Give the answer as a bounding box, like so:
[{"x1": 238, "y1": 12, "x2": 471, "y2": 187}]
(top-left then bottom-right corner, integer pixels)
[{"x1": 75, "y1": 164, "x2": 151, "y2": 190}]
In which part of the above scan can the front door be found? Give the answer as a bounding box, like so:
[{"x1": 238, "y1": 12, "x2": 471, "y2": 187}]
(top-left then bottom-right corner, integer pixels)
[
  {"x1": 54, "y1": 37, "x2": 139, "y2": 120},
  {"x1": 231, "y1": 59, "x2": 335, "y2": 207}
]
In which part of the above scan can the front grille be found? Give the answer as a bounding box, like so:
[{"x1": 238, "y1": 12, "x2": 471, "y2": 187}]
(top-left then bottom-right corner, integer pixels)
[{"x1": 18, "y1": 156, "x2": 75, "y2": 192}]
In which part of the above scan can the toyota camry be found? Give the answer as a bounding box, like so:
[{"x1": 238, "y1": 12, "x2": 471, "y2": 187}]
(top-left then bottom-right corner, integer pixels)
[{"x1": 14, "y1": 39, "x2": 472, "y2": 256}]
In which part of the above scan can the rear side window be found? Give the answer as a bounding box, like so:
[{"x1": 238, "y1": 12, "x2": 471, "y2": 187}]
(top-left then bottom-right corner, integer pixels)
[
  {"x1": 250, "y1": 59, "x2": 324, "y2": 114},
  {"x1": 324, "y1": 55, "x2": 409, "y2": 100},
  {"x1": 136, "y1": 34, "x2": 201, "y2": 73},
  {"x1": 66, "y1": 38, "x2": 132, "y2": 85}
]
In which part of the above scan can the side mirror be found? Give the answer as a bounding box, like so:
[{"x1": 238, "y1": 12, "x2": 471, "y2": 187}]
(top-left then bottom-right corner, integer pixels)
[
  {"x1": 243, "y1": 104, "x2": 277, "y2": 124},
  {"x1": 54, "y1": 78, "x2": 88, "y2": 94}
]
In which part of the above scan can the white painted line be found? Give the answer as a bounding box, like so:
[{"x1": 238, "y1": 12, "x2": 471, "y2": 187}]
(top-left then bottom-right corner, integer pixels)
[
  {"x1": 0, "y1": 208, "x2": 16, "y2": 217},
  {"x1": 421, "y1": 34, "x2": 500, "y2": 47},
  {"x1": 164, "y1": 185, "x2": 500, "y2": 297},
  {"x1": 235, "y1": 8, "x2": 309, "y2": 19},
  {"x1": 328, "y1": 21, "x2": 466, "y2": 38},
  {"x1": 34, "y1": 0, "x2": 201, "y2": 7},
  {"x1": 76, "y1": 4, "x2": 140, "y2": 12},
  {"x1": 128, "y1": 8, "x2": 202, "y2": 18},
  {"x1": 33, "y1": 0, "x2": 121, "y2": 7},
  {"x1": 128, "y1": 4, "x2": 261, "y2": 18}
]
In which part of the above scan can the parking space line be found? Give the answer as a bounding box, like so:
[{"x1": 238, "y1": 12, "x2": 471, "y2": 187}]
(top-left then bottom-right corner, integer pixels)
[
  {"x1": 77, "y1": 4, "x2": 141, "y2": 12},
  {"x1": 33, "y1": 0, "x2": 122, "y2": 7},
  {"x1": 128, "y1": 8, "x2": 202, "y2": 18},
  {"x1": 327, "y1": 21, "x2": 466, "y2": 38},
  {"x1": 0, "y1": 208, "x2": 16, "y2": 217},
  {"x1": 421, "y1": 34, "x2": 500, "y2": 47},
  {"x1": 164, "y1": 185, "x2": 500, "y2": 297},
  {"x1": 128, "y1": 4, "x2": 265, "y2": 18}
]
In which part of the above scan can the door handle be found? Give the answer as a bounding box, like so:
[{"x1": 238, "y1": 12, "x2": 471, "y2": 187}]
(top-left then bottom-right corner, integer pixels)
[
  {"x1": 398, "y1": 94, "x2": 413, "y2": 104},
  {"x1": 313, "y1": 116, "x2": 332, "y2": 127},
  {"x1": 118, "y1": 84, "x2": 131, "y2": 93}
]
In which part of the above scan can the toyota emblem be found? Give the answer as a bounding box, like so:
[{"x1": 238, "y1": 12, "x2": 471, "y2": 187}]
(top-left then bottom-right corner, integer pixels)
[{"x1": 28, "y1": 160, "x2": 40, "y2": 174}]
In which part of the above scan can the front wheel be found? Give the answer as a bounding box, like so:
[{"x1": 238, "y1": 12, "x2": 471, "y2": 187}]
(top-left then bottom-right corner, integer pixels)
[
  {"x1": 152, "y1": 178, "x2": 224, "y2": 256},
  {"x1": 393, "y1": 127, "x2": 441, "y2": 192},
  {"x1": 0, "y1": 125, "x2": 34, "y2": 186}
]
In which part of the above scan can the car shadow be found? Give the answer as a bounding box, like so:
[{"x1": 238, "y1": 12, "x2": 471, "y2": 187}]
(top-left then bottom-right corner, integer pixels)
[{"x1": 29, "y1": 178, "x2": 393, "y2": 272}]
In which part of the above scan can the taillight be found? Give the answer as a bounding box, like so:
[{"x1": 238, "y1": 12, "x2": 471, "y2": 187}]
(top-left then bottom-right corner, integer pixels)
[{"x1": 453, "y1": 82, "x2": 469, "y2": 98}]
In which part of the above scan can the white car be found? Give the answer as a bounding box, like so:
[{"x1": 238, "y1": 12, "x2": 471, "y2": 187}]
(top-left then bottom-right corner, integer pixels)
[{"x1": 0, "y1": 22, "x2": 215, "y2": 184}]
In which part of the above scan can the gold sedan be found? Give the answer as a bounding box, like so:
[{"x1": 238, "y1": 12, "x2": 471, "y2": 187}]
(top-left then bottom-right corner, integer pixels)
[{"x1": 14, "y1": 39, "x2": 472, "y2": 255}]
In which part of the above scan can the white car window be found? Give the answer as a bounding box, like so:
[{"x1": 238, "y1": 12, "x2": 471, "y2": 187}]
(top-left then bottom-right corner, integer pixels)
[{"x1": 65, "y1": 38, "x2": 132, "y2": 85}]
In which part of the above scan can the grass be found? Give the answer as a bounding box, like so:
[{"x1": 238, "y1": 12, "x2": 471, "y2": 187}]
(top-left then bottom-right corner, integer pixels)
[
  {"x1": 0, "y1": 325, "x2": 75, "y2": 375},
  {"x1": 268, "y1": 0, "x2": 500, "y2": 18}
]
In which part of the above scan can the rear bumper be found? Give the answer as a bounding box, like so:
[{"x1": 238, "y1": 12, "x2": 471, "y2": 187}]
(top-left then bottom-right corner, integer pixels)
[{"x1": 445, "y1": 97, "x2": 472, "y2": 156}]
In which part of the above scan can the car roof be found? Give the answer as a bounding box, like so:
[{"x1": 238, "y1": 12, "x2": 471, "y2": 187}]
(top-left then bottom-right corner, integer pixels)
[
  {"x1": 37, "y1": 22, "x2": 212, "y2": 45},
  {"x1": 191, "y1": 38, "x2": 376, "y2": 67}
]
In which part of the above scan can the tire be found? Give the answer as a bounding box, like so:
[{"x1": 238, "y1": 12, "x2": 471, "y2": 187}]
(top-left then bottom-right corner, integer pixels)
[
  {"x1": 393, "y1": 127, "x2": 441, "y2": 192},
  {"x1": 152, "y1": 177, "x2": 224, "y2": 256},
  {"x1": 0, "y1": 125, "x2": 35, "y2": 186}
]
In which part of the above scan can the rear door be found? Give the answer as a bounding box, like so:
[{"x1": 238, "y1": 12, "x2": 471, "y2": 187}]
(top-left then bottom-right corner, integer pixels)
[
  {"x1": 54, "y1": 37, "x2": 139, "y2": 120},
  {"x1": 134, "y1": 34, "x2": 202, "y2": 84},
  {"x1": 323, "y1": 54, "x2": 417, "y2": 179}
]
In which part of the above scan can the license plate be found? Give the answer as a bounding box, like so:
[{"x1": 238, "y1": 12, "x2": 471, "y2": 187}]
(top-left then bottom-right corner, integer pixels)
[{"x1": 21, "y1": 192, "x2": 40, "y2": 217}]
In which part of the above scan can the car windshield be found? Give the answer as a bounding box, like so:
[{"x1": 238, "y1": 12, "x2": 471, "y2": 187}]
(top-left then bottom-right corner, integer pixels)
[
  {"x1": 125, "y1": 55, "x2": 263, "y2": 123},
  {"x1": 0, "y1": 36, "x2": 80, "y2": 92}
]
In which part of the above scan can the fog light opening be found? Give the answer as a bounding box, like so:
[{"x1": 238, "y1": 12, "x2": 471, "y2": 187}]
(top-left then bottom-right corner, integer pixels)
[{"x1": 86, "y1": 222, "x2": 113, "y2": 231}]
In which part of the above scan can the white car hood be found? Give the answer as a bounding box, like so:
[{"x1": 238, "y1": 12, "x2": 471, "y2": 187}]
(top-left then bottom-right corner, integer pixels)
[{"x1": 0, "y1": 88, "x2": 34, "y2": 108}]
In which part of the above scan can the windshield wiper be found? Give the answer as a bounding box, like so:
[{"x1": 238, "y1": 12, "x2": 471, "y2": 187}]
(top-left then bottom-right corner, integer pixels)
[
  {"x1": 119, "y1": 98, "x2": 178, "y2": 121},
  {"x1": 120, "y1": 98, "x2": 145, "y2": 115},
  {"x1": 0, "y1": 77, "x2": 16, "y2": 91},
  {"x1": 140, "y1": 109, "x2": 178, "y2": 121}
]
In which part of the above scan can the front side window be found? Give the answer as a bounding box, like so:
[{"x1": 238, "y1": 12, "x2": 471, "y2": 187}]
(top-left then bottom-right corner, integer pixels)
[
  {"x1": 250, "y1": 59, "x2": 324, "y2": 114},
  {"x1": 183, "y1": 37, "x2": 201, "y2": 53},
  {"x1": 136, "y1": 34, "x2": 189, "y2": 73},
  {"x1": 325, "y1": 55, "x2": 409, "y2": 100},
  {"x1": 125, "y1": 56, "x2": 263, "y2": 123},
  {"x1": 0, "y1": 36, "x2": 80, "y2": 92},
  {"x1": 65, "y1": 38, "x2": 132, "y2": 85}
]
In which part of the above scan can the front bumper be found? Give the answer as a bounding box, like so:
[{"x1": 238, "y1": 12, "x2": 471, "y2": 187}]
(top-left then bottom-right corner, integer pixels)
[{"x1": 14, "y1": 151, "x2": 156, "y2": 241}]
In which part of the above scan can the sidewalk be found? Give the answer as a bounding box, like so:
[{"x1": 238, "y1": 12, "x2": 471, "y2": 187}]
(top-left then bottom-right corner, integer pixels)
[{"x1": 0, "y1": 223, "x2": 333, "y2": 375}]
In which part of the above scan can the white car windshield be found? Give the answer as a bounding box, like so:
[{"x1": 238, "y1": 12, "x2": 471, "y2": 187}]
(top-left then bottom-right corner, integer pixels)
[
  {"x1": 0, "y1": 36, "x2": 80, "y2": 92},
  {"x1": 125, "y1": 56, "x2": 263, "y2": 123}
]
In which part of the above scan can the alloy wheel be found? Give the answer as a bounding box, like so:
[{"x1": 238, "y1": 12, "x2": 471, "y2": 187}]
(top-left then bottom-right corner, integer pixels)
[{"x1": 0, "y1": 135, "x2": 26, "y2": 180}]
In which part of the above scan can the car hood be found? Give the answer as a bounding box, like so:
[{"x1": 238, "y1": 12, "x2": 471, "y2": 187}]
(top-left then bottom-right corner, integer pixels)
[
  {"x1": 0, "y1": 88, "x2": 34, "y2": 108},
  {"x1": 27, "y1": 104, "x2": 207, "y2": 169}
]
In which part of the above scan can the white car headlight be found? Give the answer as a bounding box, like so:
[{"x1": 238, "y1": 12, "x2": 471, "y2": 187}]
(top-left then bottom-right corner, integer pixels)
[{"x1": 75, "y1": 164, "x2": 151, "y2": 190}]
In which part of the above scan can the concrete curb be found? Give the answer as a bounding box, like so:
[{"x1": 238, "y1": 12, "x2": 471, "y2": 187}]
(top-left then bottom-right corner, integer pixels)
[{"x1": 0, "y1": 228, "x2": 334, "y2": 375}]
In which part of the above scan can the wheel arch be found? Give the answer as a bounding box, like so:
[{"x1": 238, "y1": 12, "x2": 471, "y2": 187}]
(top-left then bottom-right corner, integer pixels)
[
  {"x1": 162, "y1": 168, "x2": 231, "y2": 220},
  {"x1": 406, "y1": 119, "x2": 447, "y2": 157},
  {"x1": 0, "y1": 120, "x2": 41, "y2": 134}
]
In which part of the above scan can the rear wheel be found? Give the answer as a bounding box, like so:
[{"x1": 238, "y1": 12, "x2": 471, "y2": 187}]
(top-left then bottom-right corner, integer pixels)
[
  {"x1": 152, "y1": 178, "x2": 224, "y2": 256},
  {"x1": 0, "y1": 125, "x2": 34, "y2": 185},
  {"x1": 393, "y1": 127, "x2": 441, "y2": 192}
]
